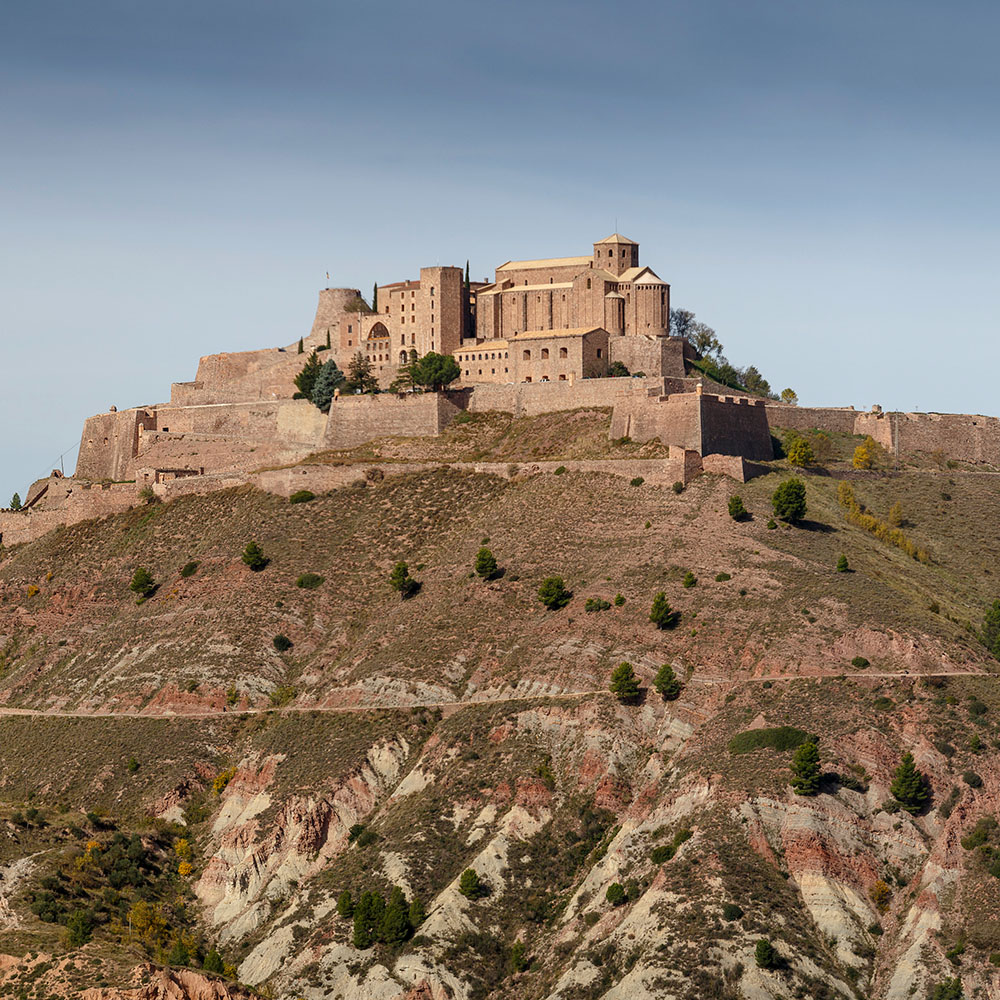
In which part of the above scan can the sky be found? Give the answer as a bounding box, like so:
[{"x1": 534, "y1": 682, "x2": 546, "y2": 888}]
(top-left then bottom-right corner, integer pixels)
[{"x1": 2, "y1": 0, "x2": 998, "y2": 502}]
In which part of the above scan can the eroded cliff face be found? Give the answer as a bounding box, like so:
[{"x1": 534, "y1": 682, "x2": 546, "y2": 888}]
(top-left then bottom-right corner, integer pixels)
[{"x1": 1, "y1": 464, "x2": 999, "y2": 998}]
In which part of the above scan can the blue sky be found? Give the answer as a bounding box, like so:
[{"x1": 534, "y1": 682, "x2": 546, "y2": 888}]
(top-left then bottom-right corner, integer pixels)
[{"x1": 2, "y1": 0, "x2": 998, "y2": 502}]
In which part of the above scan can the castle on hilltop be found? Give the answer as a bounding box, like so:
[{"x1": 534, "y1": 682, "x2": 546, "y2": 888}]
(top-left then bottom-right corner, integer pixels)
[{"x1": 2, "y1": 235, "x2": 999, "y2": 549}]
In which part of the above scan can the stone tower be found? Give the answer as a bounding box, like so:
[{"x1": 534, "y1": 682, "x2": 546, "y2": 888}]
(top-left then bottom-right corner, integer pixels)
[{"x1": 593, "y1": 234, "x2": 639, "y2": 277}]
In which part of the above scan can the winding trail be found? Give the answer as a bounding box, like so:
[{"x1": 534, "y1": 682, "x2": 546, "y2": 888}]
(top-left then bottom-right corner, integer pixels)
[{"x1": 0, "y1": 668, "x2": 990, "y2": 721}]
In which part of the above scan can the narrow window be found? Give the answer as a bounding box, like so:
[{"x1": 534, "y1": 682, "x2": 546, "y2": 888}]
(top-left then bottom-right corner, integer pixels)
[
  {"x1": 541, "y1": 348, "x2": 549, "y2": 359},
  {"x1": 596, "y1": 348, "x2": 603, "y2": 358},
  {"x1": 559, "y1": 347, "x2": 567, "y2": 358},
  {"x1": 586, "y1": 278, "x2": 591, "y2": 289},
  {"x1": 523, "y1": 349, "x2": 531, "y2": 360}
]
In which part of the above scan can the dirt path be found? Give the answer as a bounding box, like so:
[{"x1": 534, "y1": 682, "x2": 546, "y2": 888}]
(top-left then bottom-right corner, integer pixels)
[{"x1": 0, "y1": 668, "x2": 990, "y2": 721}]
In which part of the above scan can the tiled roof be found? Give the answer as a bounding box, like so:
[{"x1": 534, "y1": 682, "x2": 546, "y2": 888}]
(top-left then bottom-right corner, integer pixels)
[
  {"x1": 594, "y1": 233, "x2": 637, "y2": 245},
  {"x1": 509, "y1": 326, "x2": 606, "y2": 341},
  {"x1": 496, "y1": 256, "x2": 592, "y2": 271}
]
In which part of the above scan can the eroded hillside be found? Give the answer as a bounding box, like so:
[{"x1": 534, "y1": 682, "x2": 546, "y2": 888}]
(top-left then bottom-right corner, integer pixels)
[{"x1": 0, "y1": 451, "x2": 998, "y2": 1000}]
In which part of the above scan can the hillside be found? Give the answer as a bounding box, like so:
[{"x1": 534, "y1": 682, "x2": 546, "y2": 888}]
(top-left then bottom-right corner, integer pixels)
[{"x1": 0, "y1": 431, "x2": 999, "y2": 1000}]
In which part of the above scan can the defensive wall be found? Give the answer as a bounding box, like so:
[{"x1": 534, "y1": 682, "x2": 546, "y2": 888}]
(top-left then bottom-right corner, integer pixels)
[
  {"x1": 766, "y1": 403, "x2": 1000, "y2": 467},
  {"x1": 610, "y1": 389, "x2": 774, "y2": 462}
]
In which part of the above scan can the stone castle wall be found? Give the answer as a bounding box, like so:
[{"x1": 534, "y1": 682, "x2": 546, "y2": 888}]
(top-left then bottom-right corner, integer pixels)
[
  {"x1": 700, "y1": 395, "x2": 773, "y2": 461},
  {"x1": 324, "y1": 393, "x2": 462, "y2": 450}
]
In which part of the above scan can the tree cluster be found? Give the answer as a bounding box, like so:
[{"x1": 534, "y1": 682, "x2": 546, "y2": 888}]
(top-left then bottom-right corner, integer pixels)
[{"x1": 340, "y1": 886, "x2": 424, "y2": 949}]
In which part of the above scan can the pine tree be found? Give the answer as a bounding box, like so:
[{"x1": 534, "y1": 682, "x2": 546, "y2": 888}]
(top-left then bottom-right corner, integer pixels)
[
  {"x1": 610, "y1": 662, "x2": 640, "y2": 701},
  {"x1": 203, "y1": 949, "x2": 224, "y2": 974},
  {"x1": 771, "y1": 478, "x2": 807, "y2": 523},
  {"x1": 836, "y1": 554, "x2": 850, "y2": 573},
  {"x1": 755, "y1": 938, "x2": 778, "y2": 969},
  {"x1": 297, "y1": 337, "x2": 304, "y2": 354},
  {"x1": 649, "y1": 592, "x2": 678, "y2": 629},
  {"x1": 408, "y1": 896, "x2": 426, "y2": 929},
  {"x1": 294, "y1": 350, "x2": 322, "y2": 398},
  {"x1": 241, "y1": 541, "x2": 268, "y2": 572},
  {"x1": 728, "y1": 495, "x2": 747, "y2": 521},
  {"x1": 378, "y1": 886, "x2": 411, "y2": 945},
  {"x1": 537, "y1": 576, "x2": 571, "y2": 610},
  {"x1": 890, "y1": 752, "x2": 928, "y2": 813},
  {"x1": 352, "y1": 891, "x2": 385, "y2": 948},
  {"x1": 336, "y1": 890, "x2": 354, "y2": 918},
  {"x1": 459, "y1": 868, "x2": 483, "y2": 898},
  {"x1": 790, "y1": 736, "x2": 821, "y2": 795},
  {"x1": 9, "y1": 493, "x2": 21, "y2": 510},
  {"x1": 982, "y1": 599, "x2": 1000, "y2": 660},
  {"x1": 474, "y1": 547, "x2": 498, "y2": 580},
  {"x1": 345, "y1": 352, "x2": 379, "y2": 394},
  {"x1": 129, "y1": 567, "x2": 156, "y2": 598},
  {"x1": 653, "y1": 663, "x2": 682, "y2": 700},
  {"x1": 389, "y1": 561, "x2": 418, "y2": 598}
]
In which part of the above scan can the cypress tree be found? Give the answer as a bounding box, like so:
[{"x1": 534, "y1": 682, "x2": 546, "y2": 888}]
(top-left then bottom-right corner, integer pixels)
[
  {"x1": 373, "y1": 282, "x2": 378, "y2": 312},
  {"x1": 790, "y1": 736, "x2": 821, "y2": 795},
  {"x1": 325, "y1": 327, "x2": 331, "y2": 349},
  {"x1": 297, "y1": 337, "x2": 304, "y2": 354},
  {"x1": 464, "y1": 260, "x2": 470, "y2": 290}
]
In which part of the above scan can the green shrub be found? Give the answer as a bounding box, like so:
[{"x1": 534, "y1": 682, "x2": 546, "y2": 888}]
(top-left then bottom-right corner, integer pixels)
[
  {"x1": 390, "y1": 561, "x2": 419, "y2": 599},
  {"x1": 66, "y1": 909, "x2": 94, "y2": 947},
  {"x1": 356, "y1": 829, "x2": 378, "y2": 848},
  {"x1": 272, "y1": 634, "x2": 293, "y2": 652},
  {"x1": 630, "y1": 477, "x2": 644, "y2": 487},
  {"x1": 728, "y1": 726, "x2": 811, "y2": 755},
  {"x1": 296, "y1": 572, "x2": 325, "y2": 589},
  {"x1": 721, "y1": 903, "x2": 744, "y2": 921},
  {"x1": 126, "y1": 757, "x2": 139, "y2": 774},
  {"x1": 347, "y1": 824, "x2": 365, "y2": 842},
  {"x1": 962, "y1": 770, "x2": 983, "y2": 788},
  {"x1": 836, "y1": 554, "x2": 850, "y2": 572},
  {"x1": 851, "y1": 656, "x2": 870, "y2": 668},
  {"x1": 715, "y1": 572, "x2": 731, "y2": 582},
  {"x1": 336, "y1": 890, "x2": 355, "y2": 917},
  {"x1": 289, "y1": 490, "x2": 315, "y2": 504},
  {"x1": 766, "y1": 518, "x2": 777, "y2": 529},
  {"x1": 203, "y1": 949, "x2": 224, "y2": 974},
  {"x1": 927, "y1": 977, "x2": 963, "y2": 1000},
  {"x1": 613, "y1": 593, "x2": 625, "y2": 606},
  {"x1": 268, "y1": 685, "x2": 296, "y2": 707},
  {"x1": 179, "y1": 561, "x2": 199, "y2": 578},
  {"x1": 772, "y1": 478, "x2": 807, "y2": 523},
  {"x1": 584, "y1": 597, "x2": 611, "y2": 613},
  {"x1": 672, "y1": 481, "x2": 684, "y2": 494},
  {"x1": 728, "y1": 495, "x2": 748, "y2": 521},
  {"x1": 554, "y1": 466, "x2": 567, "y2": 475},
  {"x1": 606, "y1": 883, "x2": 626, "y2": 906},
  {"x1": 681, "y1": 571, "x2": 697, "y2": 588},
  {"x1": 873, "y1": 696, "x2": 894, "y2": 711},
  {"x1": 538, "y1": 576, "x2": 571, "y2": 610},
  {"x1": 241, "y1": 541, "x2": 268, "y2": 572},
  {"x1": 610, "y1": 662, "x2": 640, "y2": 702}
]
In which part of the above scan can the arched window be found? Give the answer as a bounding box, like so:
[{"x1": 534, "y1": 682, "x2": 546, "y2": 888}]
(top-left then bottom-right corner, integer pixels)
[
  {"x1": 541, "y1": 348, "x2": 549, "y2": 359},
  {"x1": 559, "y1": 347, "x2": 568, "y2": 358},
  {"x1": 523, "y1": 349, "x2": 531, "y2": 360},
  {"x1": 586, "y1": 278, "x2": 592, "y2": 289},
  {"x1": 399, "y1": 351, "x2": 408, "y2": 364}
]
